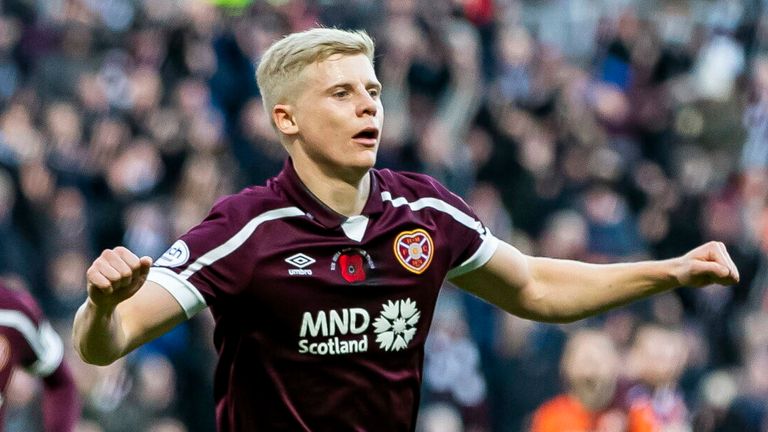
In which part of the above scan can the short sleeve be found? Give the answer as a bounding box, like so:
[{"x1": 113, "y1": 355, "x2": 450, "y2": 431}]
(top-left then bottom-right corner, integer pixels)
[
  {"x1": 380, "y1": 173, "x2": 499, "y2": 279},
  {"x1": 147, "y1": 196, "x2": 305, "y2": 318},
  {"x1": 430, "y1": 188, "x2": 499, "y2": 279}
]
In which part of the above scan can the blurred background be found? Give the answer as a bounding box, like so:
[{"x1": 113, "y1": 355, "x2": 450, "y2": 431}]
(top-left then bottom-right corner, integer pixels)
[{"x1": 0, "y1": 0, "x2": 766, "y2": 431}]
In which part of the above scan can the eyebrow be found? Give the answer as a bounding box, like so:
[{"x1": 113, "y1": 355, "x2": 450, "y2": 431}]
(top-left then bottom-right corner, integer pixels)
[{"x1": 325, "y1": 81, "x2": 382, "y2": 93}]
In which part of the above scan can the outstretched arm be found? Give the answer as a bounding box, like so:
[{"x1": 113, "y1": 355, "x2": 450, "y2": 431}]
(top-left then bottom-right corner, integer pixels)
[
  {"x1": 72, "y1": 247, "x2": 187, "y2": 365},
  {"x1": 451, "y1": 241, "x2": 739, "y2": 323}
]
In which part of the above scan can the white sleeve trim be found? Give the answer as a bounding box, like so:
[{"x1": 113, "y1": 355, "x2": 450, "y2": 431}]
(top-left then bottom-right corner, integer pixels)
[
  {"x1": 28, "y1": 321, "x2": 64, "y2": 377},
  {"x1": 446, "y1": 233, "x2": 500, "y2": 279},
  {"x1": 147, "y1": 267, "x2": 208, "y2": 319},
  {"x1": 0, "y1": 311, "x2": 63, "y2": 377}
]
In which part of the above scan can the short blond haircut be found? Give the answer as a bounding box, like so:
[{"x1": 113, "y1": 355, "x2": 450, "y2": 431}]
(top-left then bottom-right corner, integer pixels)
[{"x1": 256, "y1": 28, "x2": 375, "y2": 120}]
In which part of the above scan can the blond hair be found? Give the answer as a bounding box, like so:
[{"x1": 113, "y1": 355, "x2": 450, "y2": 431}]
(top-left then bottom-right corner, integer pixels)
[{"x1": 256, "y1": 28, "x2": 375, "y2": 120}]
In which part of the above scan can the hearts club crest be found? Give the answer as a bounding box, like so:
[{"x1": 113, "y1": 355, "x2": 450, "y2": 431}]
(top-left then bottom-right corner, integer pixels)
[{"x1": 394, "y1": 229, "x2": 434, "y2": 274}]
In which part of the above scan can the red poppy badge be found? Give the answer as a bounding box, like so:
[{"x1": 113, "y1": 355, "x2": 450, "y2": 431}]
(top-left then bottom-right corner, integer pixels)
[{"x1": 339, "y1": 252, "x2": 366, "y2": 283}]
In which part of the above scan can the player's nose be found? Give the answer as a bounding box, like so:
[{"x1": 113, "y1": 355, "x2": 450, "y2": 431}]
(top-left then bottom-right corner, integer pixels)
[{"x1": 356, "y1": 91, "x2": 378, "y2": 118}]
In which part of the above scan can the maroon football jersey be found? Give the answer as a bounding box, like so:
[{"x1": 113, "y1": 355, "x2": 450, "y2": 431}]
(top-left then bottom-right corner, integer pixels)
[
  {"x1": 0, "y1": 284, "x2": 64, "y2": 422},
  {"x1": 148, "y1": 160, "x2": 498, "y2": 431}
]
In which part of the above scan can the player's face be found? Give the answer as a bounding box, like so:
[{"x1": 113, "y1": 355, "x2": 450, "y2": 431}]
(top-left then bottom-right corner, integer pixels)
[{"x1": 291, "y1": 53, "x2": 383, "y2": 176}]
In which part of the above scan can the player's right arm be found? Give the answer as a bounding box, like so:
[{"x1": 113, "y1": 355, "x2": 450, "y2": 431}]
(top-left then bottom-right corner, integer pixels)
[{"x1": 72, "y1": 247, "x2": 187, "y2": 365}]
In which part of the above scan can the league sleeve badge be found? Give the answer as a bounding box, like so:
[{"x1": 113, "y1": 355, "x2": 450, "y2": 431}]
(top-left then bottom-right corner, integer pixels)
[
  {"x1": 393, "y1": 229, "x2": 434, "y2": 274},
  {"x1": 155, "y1": 240, "x2": 190, "y2": 268}
]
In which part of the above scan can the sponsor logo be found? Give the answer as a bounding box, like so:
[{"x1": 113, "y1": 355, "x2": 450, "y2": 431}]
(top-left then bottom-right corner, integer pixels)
[
  {"x1": 394, "y1": 229, "x2": 433, "y2": 274},
  {"x1": 373, "y1": 298, "x2": 421, "y2": 351},
  {"x1": 297, "y1": 298, "x2": 420, "y2": 355},
  {"x1": 298, "y1": 308, "x2": 370, "y2": 355},
  {"x1": 285, "y1": 253, "x2": 315, "y2": 276},
  {"x1": 330, "y1": 248, "x2": 375, "y2": 283},
  {"x1": 155, "y1": 240, "x2": 190, "y2": 268}
]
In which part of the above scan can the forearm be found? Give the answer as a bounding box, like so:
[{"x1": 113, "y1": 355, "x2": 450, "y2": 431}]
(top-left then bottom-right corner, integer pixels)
[
  {"x1": 72, "y1": 299, "x2": 128, "y2": 366},
  {"x1": 524, "y1": 257, "x2": 681, "y2": 322}
]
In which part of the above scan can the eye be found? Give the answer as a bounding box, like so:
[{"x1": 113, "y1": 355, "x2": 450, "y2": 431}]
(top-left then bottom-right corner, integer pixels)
[
  {"x1": 333, "y1": 90, "x2": 349, "y2": 98},
  {"x1": 368, "y1": 88, "x2": 380, "y2": 98}
]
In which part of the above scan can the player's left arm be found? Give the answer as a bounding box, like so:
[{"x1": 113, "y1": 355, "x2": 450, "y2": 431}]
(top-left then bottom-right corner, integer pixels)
[
  {"x1": 40, "y1": 360, "x2": 80, "y2": 432},
  {"x1": 450, "y1": 240, "x2": 739, "y2": 323}
]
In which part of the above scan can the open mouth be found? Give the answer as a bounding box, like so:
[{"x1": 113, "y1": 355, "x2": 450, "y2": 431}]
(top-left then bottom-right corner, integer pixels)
[{"x1": 352, "y1": 127, "x2": 379, "y2": 141}]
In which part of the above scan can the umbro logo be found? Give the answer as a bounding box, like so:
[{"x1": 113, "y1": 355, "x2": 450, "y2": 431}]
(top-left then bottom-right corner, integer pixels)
[{"x1": 286, "y1": 253, "x2": 316, "y2": 276}]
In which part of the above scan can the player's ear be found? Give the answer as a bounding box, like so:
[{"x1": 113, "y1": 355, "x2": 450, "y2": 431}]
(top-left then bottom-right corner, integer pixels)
[{"x1": 273, "y1": 105, "x2": 298, "y2": 135}]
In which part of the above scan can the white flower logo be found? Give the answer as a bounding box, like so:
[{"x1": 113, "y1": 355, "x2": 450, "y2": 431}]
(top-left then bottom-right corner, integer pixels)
[{"x1": 373, "y1": 298, "x2": 421, "y2": 351}]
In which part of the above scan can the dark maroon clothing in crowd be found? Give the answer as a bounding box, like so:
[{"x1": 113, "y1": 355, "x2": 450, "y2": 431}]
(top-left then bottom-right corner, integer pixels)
[{"x1": 0, "y1": 283, "x2": 80, "y2": 431}]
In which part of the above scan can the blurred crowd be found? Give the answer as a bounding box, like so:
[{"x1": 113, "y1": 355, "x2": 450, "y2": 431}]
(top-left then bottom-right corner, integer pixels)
[{"x1": 0, "y1": 0, "x2": 766, "y2": 431}]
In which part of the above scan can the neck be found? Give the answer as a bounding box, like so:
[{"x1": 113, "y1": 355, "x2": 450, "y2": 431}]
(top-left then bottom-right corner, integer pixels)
[{"x1": 291, "y1": 155, "x2": 370, "y2": 217}]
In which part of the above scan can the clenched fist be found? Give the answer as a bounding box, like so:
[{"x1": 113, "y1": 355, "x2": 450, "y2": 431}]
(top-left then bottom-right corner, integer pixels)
[
  {"x1": 674, "y1": 241, "x2": 740, "y2": 287},
  {"x1": 86, "y1": 247, "x2": 153, "y2": 310}
]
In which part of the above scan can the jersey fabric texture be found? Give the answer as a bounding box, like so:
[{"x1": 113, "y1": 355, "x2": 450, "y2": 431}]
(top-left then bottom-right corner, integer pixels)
[{"x1": 147, "y1": 160, "x2": 499, "y2": 431}]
